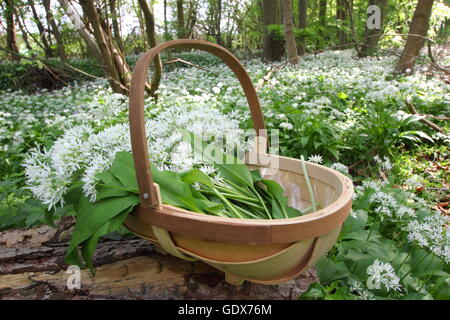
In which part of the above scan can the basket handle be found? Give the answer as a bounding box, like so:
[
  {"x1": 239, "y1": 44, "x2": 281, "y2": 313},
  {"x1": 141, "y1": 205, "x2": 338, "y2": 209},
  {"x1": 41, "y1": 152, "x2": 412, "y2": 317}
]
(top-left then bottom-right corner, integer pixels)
[{"x1": 129, "y1": 39, "x2": 266, "y2": 208}]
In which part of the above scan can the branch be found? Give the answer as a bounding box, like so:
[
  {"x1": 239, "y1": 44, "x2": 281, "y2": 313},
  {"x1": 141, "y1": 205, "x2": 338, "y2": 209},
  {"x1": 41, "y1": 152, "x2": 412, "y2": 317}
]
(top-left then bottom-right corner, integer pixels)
[
  {"x1": 163, "y1": 58, "x2": 215, "y2": 73},
  {"x1": 405, "y1": 101, "x2": 444, "y2": 133}
]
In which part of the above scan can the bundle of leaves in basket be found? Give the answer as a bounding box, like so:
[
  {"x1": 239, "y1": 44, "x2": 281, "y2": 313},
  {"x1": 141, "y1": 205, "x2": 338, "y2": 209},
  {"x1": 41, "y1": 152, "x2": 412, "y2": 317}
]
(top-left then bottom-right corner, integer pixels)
[{"x1": 64, "y1": 130, "x2": 315, "y2": 270}]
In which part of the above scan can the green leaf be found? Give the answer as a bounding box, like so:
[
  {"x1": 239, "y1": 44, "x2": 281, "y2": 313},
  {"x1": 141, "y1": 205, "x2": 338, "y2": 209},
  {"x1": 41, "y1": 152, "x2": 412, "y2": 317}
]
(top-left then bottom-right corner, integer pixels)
[
  {"x1": 316, "y1": 256, "x2": 336, "y2": 285},
  {"x1": 108, "y1": 151, "x2": 139, "y2": 192},
  {"x1": 250, "y1": 170, "x2": 263, "y2": 183},
  {"x1": 80, "y1": 206, "x2": 134, "y2": 272},
  {"x1": 432, "y1": 277, "x2": 450, "y2": 300},
  {"x1": 182, "y1": 130, "x2": 254, "y2": 188},
  {"x1": 299, "y1": 283, "x2": 326, "y2": 300},
  {"x1": 341, "y1": 210, "x2": 368, "y2": 236},
  {"x1": 181, "y1": 169, "x2": 213, "y2": 188},
  {"x1": 65, "y1": 195, "x2": 140, "y2": 266},
  {"x1": 261, "y1": 179, "x2": 289, "y2": 219},
  {"x1": 96, "y1": 184, "x2": 132, "y2": 202},
  {"x1": 151, "y1": 164, "x2": 203, "y2": 213}
]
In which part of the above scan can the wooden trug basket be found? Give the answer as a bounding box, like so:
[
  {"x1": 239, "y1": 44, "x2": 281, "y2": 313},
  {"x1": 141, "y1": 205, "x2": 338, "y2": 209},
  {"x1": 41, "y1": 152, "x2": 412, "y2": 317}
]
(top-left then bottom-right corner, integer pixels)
[{"x1": 125, "y1": 39, "x2": 354, "y2": 286}]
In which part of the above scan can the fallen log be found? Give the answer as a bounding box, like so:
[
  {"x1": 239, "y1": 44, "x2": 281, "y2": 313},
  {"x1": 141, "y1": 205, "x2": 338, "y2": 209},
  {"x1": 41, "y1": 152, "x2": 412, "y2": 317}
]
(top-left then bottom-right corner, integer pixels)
[{"x1": 0, "y1": 224, "x2": 317, "y2": 300}]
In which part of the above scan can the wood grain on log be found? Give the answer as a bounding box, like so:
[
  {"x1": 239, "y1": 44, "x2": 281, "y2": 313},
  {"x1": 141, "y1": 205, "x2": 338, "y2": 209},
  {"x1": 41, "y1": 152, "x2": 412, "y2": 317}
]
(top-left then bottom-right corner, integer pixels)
[{"x1": 0, "y1": 225, "x2": 317, "y2": 300}]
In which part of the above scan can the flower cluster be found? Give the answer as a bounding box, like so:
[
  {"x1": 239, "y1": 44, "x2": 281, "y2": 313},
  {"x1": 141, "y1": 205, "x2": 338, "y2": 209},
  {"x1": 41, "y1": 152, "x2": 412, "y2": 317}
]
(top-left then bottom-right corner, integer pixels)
[
  {"x1": 24, "y1": 104, "x2": 251, "y2": 209},
  {"x1": 366, "y1": 259, "x2": 402, "y2": 292},
  {"x1": 407, "y1": 214, "x2": 450, "y2": 263}
]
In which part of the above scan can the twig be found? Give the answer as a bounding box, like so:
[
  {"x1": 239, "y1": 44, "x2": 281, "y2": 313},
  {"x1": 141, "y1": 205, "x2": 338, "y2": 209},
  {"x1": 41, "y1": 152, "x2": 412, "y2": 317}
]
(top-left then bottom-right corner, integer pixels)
[
  {"x1": 163, "y1": 58, "x2": 215, "y2": 73},
  {"x1": 0, "y1": 47, "x2": 102, "y2": 80},
  {"x1": 405, "y1": 101, "x2": 444, "y2": 133},
  {"x1": 41, "y1": 63, "x2": 68, "y2": 85}
]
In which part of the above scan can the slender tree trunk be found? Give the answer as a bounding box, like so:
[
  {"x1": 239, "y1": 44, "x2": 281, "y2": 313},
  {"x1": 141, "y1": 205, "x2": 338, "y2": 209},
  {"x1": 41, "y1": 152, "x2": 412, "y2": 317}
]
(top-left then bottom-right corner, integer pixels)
[
  {"x1": 359, "y1": 0, "x2": 387, "y2": 58},
  {"x1": 216, "y1": 0, "x2": 222, "y2": 45},
  {"x1": 297, "y1": 0, "x2": 307, "y2": 55},
  {"x1": 58, "y1": 0, "x2": 103, "y2": 60},
  {"x1": 28, "y1": 0, "x2": 54, "y2": 58},
  {"x1": 395, "y1": 0, "x2": 434, "y2": 74},
  {"x1": 319, "y1": 0, "x2": 327, "y2": 27},
  {"x1": 164, "y1": 0, "x2": 170, "y2": 40},
  {"x1": 282, "y1": 0, "x2": 299, "y2": 64},
  {"x1": 177, "y1": 0, "x2": 186, "y2": 38},
  {"x1": 43, "y1": 0, "x2": 67, "y2": 64},
  {"x1": 137, "y1": 0, "x2": 162, "y2": 98},
  {"x1": 132, "y1": 0, "x2": 148, "y2": 50},
  {"x1": 109, "y1": 0, "x2": 125, "y2": 54},
  {"x1": 79, "y1": 0, "x2": 131, "y2": 94},
  {"x1": 336, "y1": 0, "x2": 347, "y2": 46},
  {"x1": 185, "y1": 0, "x2": 198, "y2": 39},
  {"x1": 3, "y1": 0, "x2": 20, "y2": 61},
  {"x1": 15, "y1": 7, "x2": 33, "y2": 53},
  {"x1": 317, "y1": 0, "x2": 327, "y2": 49},
  {"x1": 262, "y1": 0, "x2": 283, "y2": 61}
]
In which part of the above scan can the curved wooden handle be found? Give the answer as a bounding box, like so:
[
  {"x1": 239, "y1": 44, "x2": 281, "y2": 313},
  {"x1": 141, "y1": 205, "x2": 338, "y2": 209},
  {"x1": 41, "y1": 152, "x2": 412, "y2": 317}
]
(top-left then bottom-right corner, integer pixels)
[{"x1": 129, "y1": 39, "x2": 266, "y2": 208}]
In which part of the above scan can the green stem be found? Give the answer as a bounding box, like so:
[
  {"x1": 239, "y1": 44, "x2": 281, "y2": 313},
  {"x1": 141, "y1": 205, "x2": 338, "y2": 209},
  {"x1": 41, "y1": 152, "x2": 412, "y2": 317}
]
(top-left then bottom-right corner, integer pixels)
[
  {"x1": 234, "y1": 205, "x2": 263, "y2": 219},
  {"x1": 397, "y1": 251, "x2": 411, "y2": 273},
  {"x1": 212, "y1": 187, "x2": 245, "y2": 219},
  {"x1": 250, "y1": 185, "x2": 272, "y2": 220},
  {"x1": 301, "y1": 156, "x2": 318, "y2": 212},
  {"x1": 418, "y1": 255, "x2": 435, "y2": 292},
  {"x1": 400, "y1": 251, "x2": 431, "y2": 283}
]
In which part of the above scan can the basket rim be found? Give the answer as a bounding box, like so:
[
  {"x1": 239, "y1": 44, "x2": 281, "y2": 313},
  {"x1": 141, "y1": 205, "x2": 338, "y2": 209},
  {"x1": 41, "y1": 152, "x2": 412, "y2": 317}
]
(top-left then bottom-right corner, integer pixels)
[{"x1": 127, "y1": 155, "x2": 353, "y2": 245}]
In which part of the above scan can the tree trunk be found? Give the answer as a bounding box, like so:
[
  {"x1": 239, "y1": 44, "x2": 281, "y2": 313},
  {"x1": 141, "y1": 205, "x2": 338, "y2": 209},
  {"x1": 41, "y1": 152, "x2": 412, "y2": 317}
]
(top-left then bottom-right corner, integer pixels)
[
  {"x1": 177, "y1": 0, "x2": 186, "y2": 38},
  {"x1": 297, "y1": 0, "x2": 307, "y2": 55},
  {"x1": 216, "y1": 0, "x2": 222, "y2": 45},
  {"x1": 137, "y1": 0, "x2": 162, "y2": 98},
  {"x1": 395, "y1": 0, "x2": 434, "y2": 74},
  {"x1": 28, "y1": 0, "x2": 54, "y2": 58},
  {"x1": 359, "y1": 0, "x2": 387, "y2": 58},
  {"x1": 0, "y1": 224, "x2": 317, "y2": 300},
  {"x1": 317, "y1": 0, "x2": 327, "y2": 49},
  {"x1": 58, "y1": 0, "x2": 102, "y2": 60},
  {"x1": 3, "y1": 0, "x2": 20, "y2": 61},
  {"x1": 282, "y1": 0, "x2": 299, "y2": 64},
  {"x1": 43, "y1": 0, "x2": 67, "y2": 65},
  {"x1": 109, "y1": 0, "x2": 125, "y2": 54},
  {"x1": 319, "y1": 0, "x2": 327, "y2": 27},
  {"x1": 15, "y1": 8, "x2": 33, "y2": 53},
  {"x1": 185, "y1": 0, "x2": 198, "y2": 39},
  {"x1": 79, "y1": 0, "x2": 131, "y2": 94},
  {"x1": 336, "y1": 0, "x2": 348, "y2": 46},
  {"x1": 262, "y1": 0, "x2": 283, "y2": 61}
]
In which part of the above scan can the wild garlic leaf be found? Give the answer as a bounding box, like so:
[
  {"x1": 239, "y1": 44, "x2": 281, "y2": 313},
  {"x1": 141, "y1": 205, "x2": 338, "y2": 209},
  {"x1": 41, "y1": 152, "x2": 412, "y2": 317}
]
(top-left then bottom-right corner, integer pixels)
[
  {"x1": 80, "y1": 206, "x2": 134, "y2": 272},
  {"x1": 261, "y1": 179, "x2": 289, "y2": 219},
  {"x1": 181, "y1": 129, "x2": 254, "y2": 188},
  {"x1": 150, "y1": 164, "x2": 203, "y2": 213},
  {"x1": 181, "y1": 169, "x2": 214, "y2": 188},
  {"x1": 65, "y1": 195, "x2": 140, "y2": 265},
  {"x1": 108, "y1": 151, "x2": 139, "y2": 193}
]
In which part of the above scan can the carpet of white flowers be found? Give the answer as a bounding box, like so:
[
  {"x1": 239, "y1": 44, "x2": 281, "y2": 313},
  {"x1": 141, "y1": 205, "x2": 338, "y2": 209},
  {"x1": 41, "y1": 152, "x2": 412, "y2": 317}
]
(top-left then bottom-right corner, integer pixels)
[{"x1": 1, "y1": 50, "x2": 449, "y2": 300}]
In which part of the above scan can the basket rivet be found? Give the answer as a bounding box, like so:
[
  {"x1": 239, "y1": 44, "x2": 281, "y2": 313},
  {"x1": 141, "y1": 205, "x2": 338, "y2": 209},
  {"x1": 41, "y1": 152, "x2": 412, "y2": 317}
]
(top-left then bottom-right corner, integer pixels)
[{"x1": 143, "y1": 193, "x2": 149, "y2": 199}]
